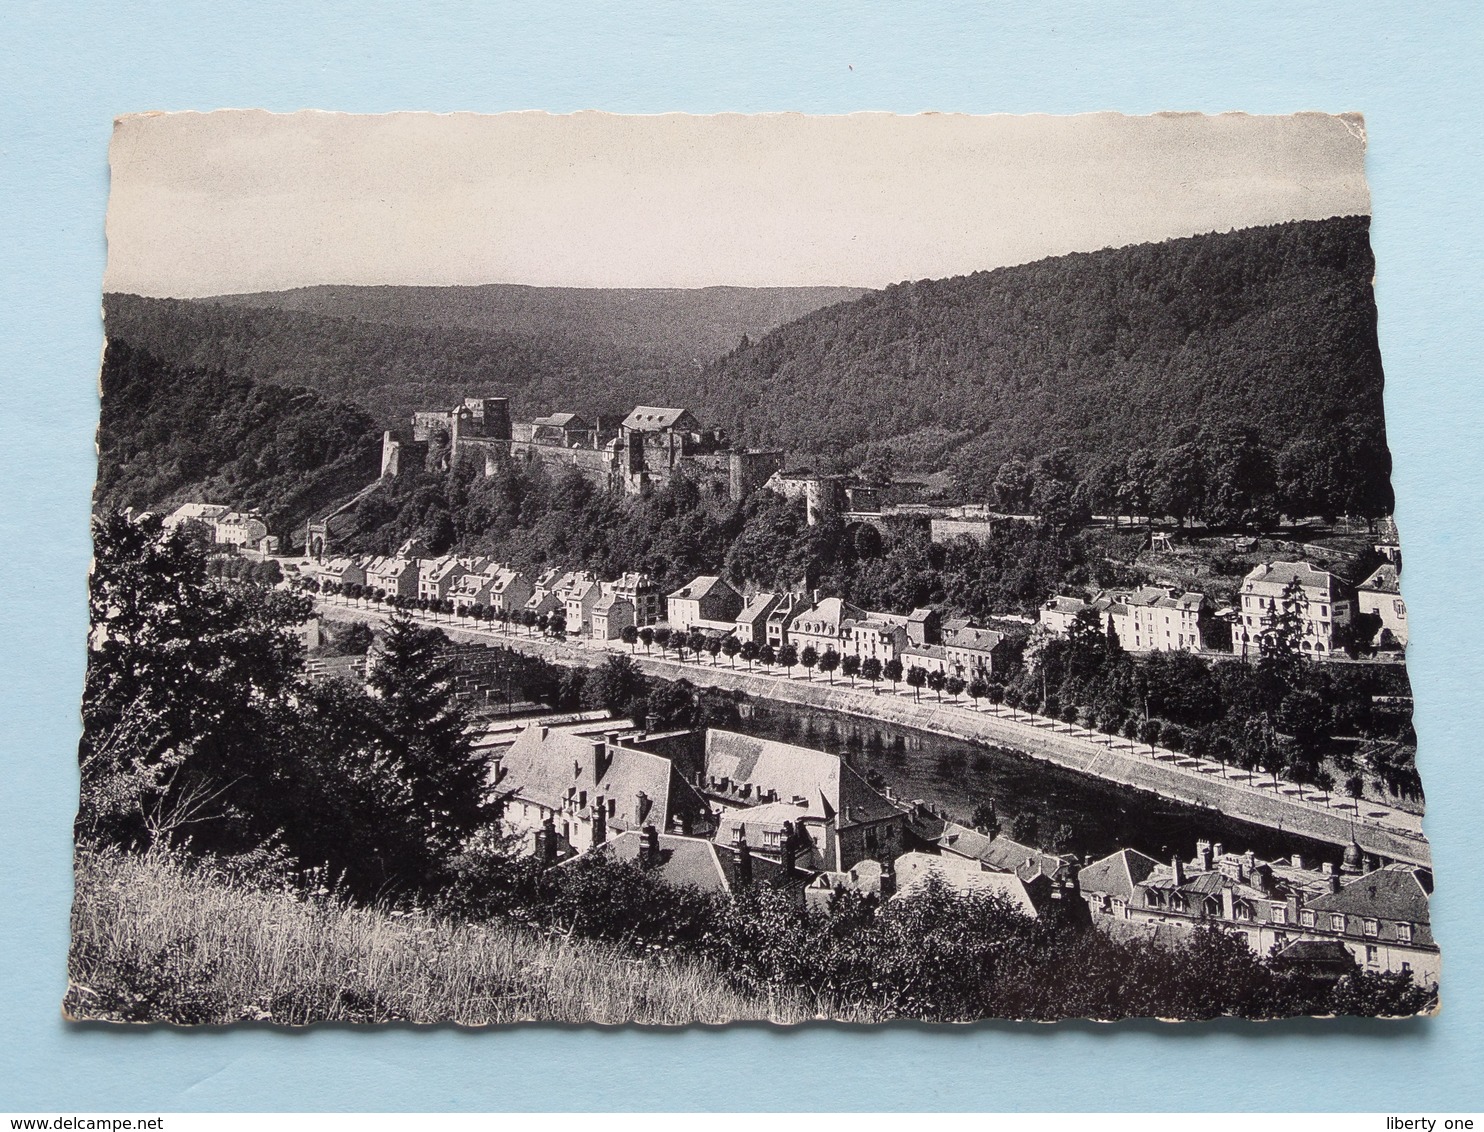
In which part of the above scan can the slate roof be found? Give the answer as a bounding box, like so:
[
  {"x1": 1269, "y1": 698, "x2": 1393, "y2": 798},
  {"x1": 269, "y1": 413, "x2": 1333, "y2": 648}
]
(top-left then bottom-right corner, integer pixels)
[
  {"x1": 623, "y1": 406, "x2": 697, "y2": 431},
  {"x1": 594, "y1": 831, "x2": 731, "y2": 894},
  {"x1": 493, "y1": 724, "x2": 708, "y2": 835},
  {"x1": 1078, "y1": 848, "x2": 1164, "y2": 903},
  {"x1": 703, "y1": 729, "x2": 898, "y2": 827},
  {"x1": 892, "y1": 852, "x2": 1040, "y2": 915},
  {"x1": 1243, "y1": 561, "x2": 1339, "y2": 592},
  {"x1": 1358, "y1": 564, "x2": 1402, "y2": 595},
  {"x1": 533, "y1": 412, "x2": 588, "y2": 429},
  {"x1": 669, "y1": 575, "x2": 738, "y2": 602},
  {"x1": 935, "y1": 822, "x2": 1071, "y2": 882},
  {"x1": 736, "y1": 592, "x2": 782, "y2": 624},
  {"x1": 1306, "y1": 865, "x2": 1435, "y2": 946}
]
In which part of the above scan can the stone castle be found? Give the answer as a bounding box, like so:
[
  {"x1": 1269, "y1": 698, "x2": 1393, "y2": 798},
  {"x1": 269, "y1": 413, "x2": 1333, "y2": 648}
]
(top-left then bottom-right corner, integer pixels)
[{"x1": 380, "y1": 395, "x2": 784, "y2": 503}]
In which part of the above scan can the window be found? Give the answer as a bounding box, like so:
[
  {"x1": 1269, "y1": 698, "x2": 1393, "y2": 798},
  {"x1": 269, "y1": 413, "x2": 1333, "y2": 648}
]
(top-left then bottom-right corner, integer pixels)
[
  {"x1": 1271, "y1": 905, "x2": 1287, "y2": 925},
  {"x1": 1331, "y1": 914, "x2": 1346, "y2": 932},
  {"x1": 1401, "y1": 962, "x2": 1411, "y2": 974},
  {"x1": 1365, "y1": 945, "x2": 1379, "y2": 964},
  {"x1": 1145, "y1": 891, "x2": 1163, "y2": 908},
  {"x1": 763, "y1": 830, "x2": 781, "y2": 849},
  {"x1": 1301, "y1": 910, "x2": 1316, "y2": 928},
  {"x1": 1397, "y1": 923, "x2": 1413, "y2": 943},
  {"x1": 1234, "y1": 903, "x2": 1251, "y2": 922},
  {"x1": 1364, "y1": 918, "x2": 1379, "y2": 937}
]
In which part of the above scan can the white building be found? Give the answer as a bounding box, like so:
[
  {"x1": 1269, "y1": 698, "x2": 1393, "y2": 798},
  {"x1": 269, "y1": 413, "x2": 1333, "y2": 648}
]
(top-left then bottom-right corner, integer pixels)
[
  {"x1": 1356, "y1": 563, "x2": 1407, "y2": 647},
  {"x1": 1232, "y1": 561, "x2": 1351, "y2": 658}
]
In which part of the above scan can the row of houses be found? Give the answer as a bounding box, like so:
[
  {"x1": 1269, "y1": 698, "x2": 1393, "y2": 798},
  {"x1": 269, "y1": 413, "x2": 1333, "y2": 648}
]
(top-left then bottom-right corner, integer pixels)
[
  {"x1": 488, "y1": 717, "x2": 1435, "y2": 982},
  {"x1": 670, "y1": 579, "x2": 1017, "y2": 678},
  {"x1": 308, "y1": 549, "x2": 1021, "y2": 678},
  {"x1": 1040, "y1": 559, "x2": 1408, "y2": 655}
]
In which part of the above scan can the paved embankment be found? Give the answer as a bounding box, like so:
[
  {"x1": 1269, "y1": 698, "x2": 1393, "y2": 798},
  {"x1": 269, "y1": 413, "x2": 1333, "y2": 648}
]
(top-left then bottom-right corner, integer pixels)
[{"x1": 316, "y1": 601, "x2": 1431, "y2": 867}]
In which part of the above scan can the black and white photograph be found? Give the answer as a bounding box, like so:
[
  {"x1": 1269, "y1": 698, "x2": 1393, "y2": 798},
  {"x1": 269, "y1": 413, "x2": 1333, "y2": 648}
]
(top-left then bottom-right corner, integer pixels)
[{"x1": 71, "y1": 109, "x2": 1435, "y2": 1025}]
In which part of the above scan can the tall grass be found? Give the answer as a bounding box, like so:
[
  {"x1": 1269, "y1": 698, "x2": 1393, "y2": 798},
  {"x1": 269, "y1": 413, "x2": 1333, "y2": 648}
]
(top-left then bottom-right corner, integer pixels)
[{"x1": 67, "y1": 848, "x2": 843, "y2": 1026}]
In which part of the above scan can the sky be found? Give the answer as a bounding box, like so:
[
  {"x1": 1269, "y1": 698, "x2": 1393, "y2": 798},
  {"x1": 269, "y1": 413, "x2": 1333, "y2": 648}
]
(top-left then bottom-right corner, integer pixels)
[{"x1": 104, "y1": 110, "x2": 1371, "y2": 297}]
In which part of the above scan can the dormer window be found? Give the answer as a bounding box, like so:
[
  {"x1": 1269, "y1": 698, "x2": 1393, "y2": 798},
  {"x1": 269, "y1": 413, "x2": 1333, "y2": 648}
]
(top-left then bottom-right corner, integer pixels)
[
  {"x1": 1397, "y1": 922, "x2": 1413, "y2": 944},
  {"x1": 1364, "y1": 918, "x2": 1380, "y2": 937},
  {"x1": 1301, "y1": 910, "x2": 1315, "y2": 928},
  {"x1": 1331, "y1": 914, "x2": 1346, "y2": 932}
]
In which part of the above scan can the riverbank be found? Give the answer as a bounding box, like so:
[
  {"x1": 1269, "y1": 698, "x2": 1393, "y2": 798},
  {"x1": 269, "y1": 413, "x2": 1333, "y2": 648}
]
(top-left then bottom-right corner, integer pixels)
[{"x1": 315, "y1": 600, "x2": 1430, "y2": 867}]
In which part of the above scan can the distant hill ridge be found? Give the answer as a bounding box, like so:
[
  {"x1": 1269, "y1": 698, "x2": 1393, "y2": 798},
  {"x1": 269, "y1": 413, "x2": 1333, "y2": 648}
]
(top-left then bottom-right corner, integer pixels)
[
  {"x1": 103, "y1": 283, "x2": 867, "y2": 429},
  {"x1": 102, "y1": 215, "x2": 1389, "y2": 511}
]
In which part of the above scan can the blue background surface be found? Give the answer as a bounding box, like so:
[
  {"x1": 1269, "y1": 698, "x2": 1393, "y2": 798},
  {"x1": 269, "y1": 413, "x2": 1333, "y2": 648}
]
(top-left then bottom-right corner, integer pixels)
[{"x1": 3, "y1": 0, "x2": 1481, "y2": 1112}]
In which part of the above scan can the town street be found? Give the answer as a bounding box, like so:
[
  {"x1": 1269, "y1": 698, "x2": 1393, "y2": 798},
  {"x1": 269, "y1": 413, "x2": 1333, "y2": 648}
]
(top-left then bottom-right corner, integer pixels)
[{"x1": 313, "y1": 598, "x2": 1431, "y2": 868}]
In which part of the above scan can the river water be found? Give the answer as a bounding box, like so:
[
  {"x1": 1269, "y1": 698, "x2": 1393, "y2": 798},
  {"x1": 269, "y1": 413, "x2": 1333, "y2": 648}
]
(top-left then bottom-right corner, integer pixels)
[{"x1": 728, "y1": 696, "x2": 1340, "y2": 868}]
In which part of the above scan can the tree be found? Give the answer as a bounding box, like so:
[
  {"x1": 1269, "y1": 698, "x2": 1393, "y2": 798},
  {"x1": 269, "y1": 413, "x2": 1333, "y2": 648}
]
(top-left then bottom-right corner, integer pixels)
[
  {"x1": 1139, "y1": 718, "x2": 1163, "y2": 752},
  {"x1": 778, "y1": 643, "x2": 799, "y2": 673},
  {"x1": 79, "y1": 512, "x2": 312, "y2": 852},
  {"x1": 653, "y1": 626, "x2": 672, "y2": 654},
  {"x1": 638, "y1": 625, "x2": 654, "y2": 654},
  {"x1": 1153, "y1": 442, "x2": 1208, "y2": 528},
  {"x1": 1122, "y1": 715, "x2": 1141, "y2": 746},
  {"x1": 841, "y1": 654, "x2": 861, "y2": 687},
  {"x1": 967, "y1": 676, "x2": 989, "y2": 707},
  {"x1": 907, "y1": 666, "x2": 928, "y2": 702},
  {"x1": 688, "y1": 629, "x2": 709, "y2": 660},
  {"x1": 759, "y1": 643, "x2": 777, "y2": 669},
  {"x1": 819, "y1": 647, "x2": 841, "y2": 685},
  {"x1": 1212, "y1": 733, "x2": 1235, "y2": 778},
  {"x1": 1004, "y1": 685, "x2": 1022, "y2": 720},
  {"x1": 1314, "y1": 768, "x2": 1336, "y2": 807},
  {"x1": 1060, "y1": 702, "x2": 1080, "y2": 732},
  {"x1": 884, "y1": 657, "x2": 903, "y2": 691},
  {"x1": 946, "y1": 675, "x2": 967, "y2": 703},
  {"x1": 800, "y1": 645, "x2": 819, "y2": 682},
  {"x1": 1278, "y1": 689, "x2": 1332, "y2": 759},
  {"x1": 583, "y1": 655, "x2": 646, "y2": 716},
  {"x1": 926, "y1": 669, "x2": 948, "y2": 702},
  {"x1": 970, "y1": 798, "x2": 1000, "y2": 836},
  {"x1": 1345, "y1": 773, "x2": 1366, "y2": 809},
  {"x1": 1162, "y1": 723, "x2": 1185, "y2": 752},
  {"x1": 363, "y1": 612, "x2": 495, "y2": 888},
  {"x1": 860, "y1": 656, "x2": 882, "y2": 688},
  {"x1": 621, "y1": 624, "x2": 640, "y2": 653},
  {"x1": 705, "y1": 635, "x2": 724, "y2": 666},
  {"x1": 722, "y1": 635, "x2": 742, "y2": 668},
  {"x1": 1009, "y1": 810, "x2": 1039, "y2": 846},
  {"x1": 740, "y1": 640, "x2": 759, "y2": 669}
]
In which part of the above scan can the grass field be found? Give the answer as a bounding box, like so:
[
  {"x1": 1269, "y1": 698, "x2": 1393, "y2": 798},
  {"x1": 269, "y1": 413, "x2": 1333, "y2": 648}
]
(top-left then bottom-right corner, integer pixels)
[{"x1": 67, "y1": 848, "x2": 841, "y2": 1026}]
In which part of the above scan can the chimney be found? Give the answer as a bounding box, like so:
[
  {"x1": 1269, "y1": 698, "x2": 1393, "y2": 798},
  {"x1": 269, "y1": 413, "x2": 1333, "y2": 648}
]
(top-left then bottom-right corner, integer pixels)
[
  {"x1": 1243, "y1": 850, "x2": 1257, "y2": 876},
  {"x1": 781, "y1": 821, "x2": 798, "y2": 877},
  {"x1": 737, "y1": 839, "x2": 754, "y2": 887},
  {"x1": 1171, "y1": 853, "x2": 1186, "y2": 886},
  {"x1": 1329, "y1": 873, "x2": 1342, "y2": 894},
  {"x1": 1197, "y1": 841, "x2": 1213, "y2": 871},
  {"x1": 1212, "y1": 842, "x2": 1224, "y2": 860},
  {"x1": 878, "y1": 856, "x2": 896, "y2": 900},
  {"x1": 642, "y1": 824, "x2": 660, "y2": 868},
  {"x1": 591, "y1": 795, "x2": 607, "y2": 846},
  {"x1": 1291, "y1": 854, "x2": 1304, "y2": 869},
  {"x1": 541, "y1": 818, "x2": 558, "y2": 866}
]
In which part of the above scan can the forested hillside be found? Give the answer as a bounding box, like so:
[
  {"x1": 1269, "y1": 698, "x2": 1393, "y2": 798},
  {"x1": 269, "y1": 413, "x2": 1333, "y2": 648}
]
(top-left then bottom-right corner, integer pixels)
[
  {"x1": 698, "y1": 216, "x2": 1390, "y2": 511},
  {"x1": 94, "y1": 340, "x2": 382, "y2": 535},
  {"x1": 102, "y1": 284, "x2": 864, "y2": 429}
]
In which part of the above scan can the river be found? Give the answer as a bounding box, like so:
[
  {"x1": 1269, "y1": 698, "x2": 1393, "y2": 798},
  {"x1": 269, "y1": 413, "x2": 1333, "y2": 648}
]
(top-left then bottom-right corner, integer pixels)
[{"x1": 728, "y1": 696, "x2": 1340, "y2": 868}]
